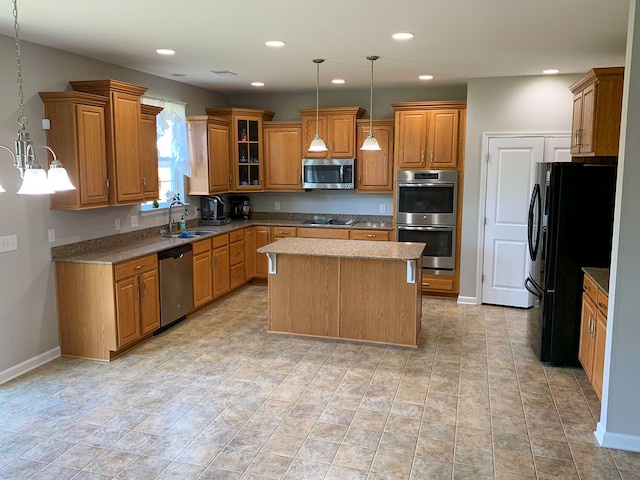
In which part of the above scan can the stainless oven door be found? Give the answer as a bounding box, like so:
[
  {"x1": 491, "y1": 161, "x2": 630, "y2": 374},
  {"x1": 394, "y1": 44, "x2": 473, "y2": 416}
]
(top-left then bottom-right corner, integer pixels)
[
  {"x1": 396, "y1": 182, "x2": 457, "y2": 225},
  {"x1": 396, "y1": 225, "x2": 456, "y2": 274}
]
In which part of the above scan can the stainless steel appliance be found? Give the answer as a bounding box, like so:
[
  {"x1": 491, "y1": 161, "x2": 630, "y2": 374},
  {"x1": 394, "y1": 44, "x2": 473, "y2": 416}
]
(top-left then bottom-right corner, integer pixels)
[
  {"x1": 302, "y1": 158, "x2": 355, "y2": 189},
  {"x1": 396, "y1": 170, "x2": 458, "y2": 275},
  {"x1": 524, "y1": 162, "x2": 616, "y2": 366},
  {"x1": 158, "y1": 244, "x2": 194, "y2": 328},
  {"x1": 199, "y1": 196, "x2": 230, "y2": 226}
]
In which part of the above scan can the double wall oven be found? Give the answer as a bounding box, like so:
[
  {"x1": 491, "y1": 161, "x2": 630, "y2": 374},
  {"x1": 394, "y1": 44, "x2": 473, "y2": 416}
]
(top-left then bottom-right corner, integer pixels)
[{"x1": 396, "y1": 170, "x2": 458, "y2": 275}]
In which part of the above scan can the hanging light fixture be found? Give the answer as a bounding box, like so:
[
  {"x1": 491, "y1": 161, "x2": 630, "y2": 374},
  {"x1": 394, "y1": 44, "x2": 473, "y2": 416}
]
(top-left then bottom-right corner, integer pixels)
[
  {"x1": 308, "y1": 58, "x2": 328, "y2": 152},
  {"x1": 361, "y1": 55, "x2": 381, "y2": 151},
  {"x1": 0, "y1": 0, "x2": 75, "y2": 194}
]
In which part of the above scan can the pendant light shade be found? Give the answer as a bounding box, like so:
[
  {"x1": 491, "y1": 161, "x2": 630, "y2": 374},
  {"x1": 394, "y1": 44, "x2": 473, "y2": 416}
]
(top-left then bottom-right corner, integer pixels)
[
  {"x1": 308, "y1": 58, "x2": 328, "y2": 152},
  {"x1": 17, "y1": 167, "x2": 55, "y2": 195},
  {"x1": 361, "y1": 55, "x2": 381, "y2": 151}
]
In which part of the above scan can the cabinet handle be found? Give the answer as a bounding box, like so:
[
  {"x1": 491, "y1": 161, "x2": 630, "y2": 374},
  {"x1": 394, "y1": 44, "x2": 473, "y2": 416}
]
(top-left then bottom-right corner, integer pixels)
[
  {"x1": 430, "y1": 151, "x2": 434, "y2": 164},
  {"x1": 142, "y1": 178, "x2": 147, "y2": 190},
  {"x1": 598, "y1": 302, "x2": 606, "y2": 309},
  {"x1": 135, "y1": 265, "x2": 143, "y2": 270},
  {"x1": 583, "y1": 285, "x2": 589, "y2": 292},
  {"x1": 105, "y1": 178, "x2": 110, "y2": 195},
  {"x1": 421, "y1": 151, "x2": 425, "y2": 163},
  {"x1": 577, "y1": 129, "x2": 582, "y2": 146},
  {"x1": 366, "y1": 234, "x2": 376, "y2": 238},
  {"x1": 424, "y1": 282, "x2": 431, "y2": 286},
  {"x1": 574, "y1": 130, "x2": 579, "y2": 146}
]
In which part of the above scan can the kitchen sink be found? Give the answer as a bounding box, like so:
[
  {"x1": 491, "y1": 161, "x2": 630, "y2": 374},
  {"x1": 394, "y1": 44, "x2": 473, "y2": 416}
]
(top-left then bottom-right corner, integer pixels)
[
  {"x1": 301, "y1": 218, "x2": 356, "y2": 226},
  {"x1": 162, "y1": 229, "x2": 218, "y2": 239}
]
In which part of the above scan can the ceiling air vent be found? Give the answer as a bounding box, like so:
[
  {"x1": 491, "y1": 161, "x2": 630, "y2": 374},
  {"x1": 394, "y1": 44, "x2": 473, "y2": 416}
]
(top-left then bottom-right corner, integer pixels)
[{"x1": 210, "y1": 70, "x2": 238, "y2": 77}]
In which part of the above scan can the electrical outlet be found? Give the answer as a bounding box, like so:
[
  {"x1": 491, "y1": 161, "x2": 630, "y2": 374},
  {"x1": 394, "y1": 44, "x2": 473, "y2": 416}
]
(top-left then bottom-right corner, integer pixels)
[
  {"x1": 48, "y1": 229, "x2": 56, "y2": 243},
  {"x1": 115, "y1": 219, "x2": 121, "y2": 231},
  {"x1": 379, "y1": 204, "x2": 386, "y2": 214},
  {"x1": 130, "y1": 215, "x2": 139, "y2": 227},
  {"x1": 275, "y1": 201, "x2": 280, "y2": 211},
  {"x1": 0, "y1": 235, "x2": 18, "y2": 253}
]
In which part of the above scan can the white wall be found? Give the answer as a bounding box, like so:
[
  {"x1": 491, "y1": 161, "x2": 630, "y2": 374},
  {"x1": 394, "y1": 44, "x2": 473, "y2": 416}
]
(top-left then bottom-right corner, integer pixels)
[
  {"x1": 0, "y1": 35, "x2": 226, "y2": 376},
  {"x1": 459, "y1": 74, "x2": 581, "y2": 300},
  {"x1": 247, "y1": 191, "x2": 393, "y2": 216}
]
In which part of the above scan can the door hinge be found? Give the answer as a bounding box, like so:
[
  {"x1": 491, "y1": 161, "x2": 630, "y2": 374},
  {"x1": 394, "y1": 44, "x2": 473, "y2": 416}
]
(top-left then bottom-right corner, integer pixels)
[
  {"x1": 482, "y1": 274, "x2": 485, "y2": 282},
  {"x1": 484, "y1": 216, "x2": 487, "y2": 226},
  {"x1": 485, "y1": 153, "x2": 490, "y2": 163}
]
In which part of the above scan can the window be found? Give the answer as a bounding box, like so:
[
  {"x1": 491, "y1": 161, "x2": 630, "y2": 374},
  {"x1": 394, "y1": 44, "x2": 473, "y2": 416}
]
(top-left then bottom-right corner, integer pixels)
[{"x1": 140, "y1": 97, "x2": 191, "y2": 211}]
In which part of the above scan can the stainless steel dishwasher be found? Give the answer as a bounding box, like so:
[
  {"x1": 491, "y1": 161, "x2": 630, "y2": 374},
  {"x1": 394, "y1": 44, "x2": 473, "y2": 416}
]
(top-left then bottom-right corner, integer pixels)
[{"x1": 158, "y1": 244, "x2": 194, "y2": 328}]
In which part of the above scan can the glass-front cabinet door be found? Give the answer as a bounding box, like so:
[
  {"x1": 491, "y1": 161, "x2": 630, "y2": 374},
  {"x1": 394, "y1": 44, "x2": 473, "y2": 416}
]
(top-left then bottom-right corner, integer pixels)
[{"x1": 236, "y1": 117, "x2": 262, "y2": 189}]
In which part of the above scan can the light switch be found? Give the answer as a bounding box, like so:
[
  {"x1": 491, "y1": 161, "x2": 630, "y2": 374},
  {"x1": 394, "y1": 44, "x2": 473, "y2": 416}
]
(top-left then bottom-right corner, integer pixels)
[
  {"x1": 130, "y1": 215, "x2": 139, "y2": 227},
  {"x1": 48, "y1": 229, "x2": 55, "y2": 243}
]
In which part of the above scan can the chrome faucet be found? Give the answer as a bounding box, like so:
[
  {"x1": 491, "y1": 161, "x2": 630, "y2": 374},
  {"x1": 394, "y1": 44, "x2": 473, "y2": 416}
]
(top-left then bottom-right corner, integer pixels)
[{"x1": 168, "y1": 199, "x2": 185, "y2": 235}]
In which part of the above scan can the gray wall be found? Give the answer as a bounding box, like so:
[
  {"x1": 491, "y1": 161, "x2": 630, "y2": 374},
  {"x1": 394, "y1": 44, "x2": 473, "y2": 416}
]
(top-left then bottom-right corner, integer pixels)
[
  {"x1": 0, "y1": 36, "x2": 226, "y2": 375},
  {"x1": 460, "y1": 74, "x2": 581, "y2": 300}
]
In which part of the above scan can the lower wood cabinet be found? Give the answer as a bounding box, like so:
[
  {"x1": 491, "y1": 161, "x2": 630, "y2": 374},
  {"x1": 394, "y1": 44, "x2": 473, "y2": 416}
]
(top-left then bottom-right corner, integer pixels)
[
  {"x1": 244, "y1": 227, "x2": 255, "y2": 282},
  {"x1": 297, "y1": 227, "x2": 350, "y2": 239},
  {"x1": 254, "y1": 226, "x2": 272, "y2": 279},
  {"x1": 229, "y1": 230, "x2": 245, "y2": 289},
  {"x1": 212, "y1": 234, "x2": 230, "y2": 298},
  {"x1": 579, "y1": 273, "x2": 608, "y2": 399},
  {"x1": 350, "y1": 229, "x2": 390, "y2": 241},
  {"x1": 55, "y1": 254, "x2": 159, "y2": 361},
  {"x1": 422, "y1": 274, "x2": 455, "y2": 294},
  {"x1": 193, "y1": 239, "x2": 214, "y2": 308}
]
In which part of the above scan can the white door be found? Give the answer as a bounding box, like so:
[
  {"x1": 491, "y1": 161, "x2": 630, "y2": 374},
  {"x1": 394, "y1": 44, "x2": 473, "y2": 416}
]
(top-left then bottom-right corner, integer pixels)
[{"x1": 482, "y1": 137, "x2": 544, "y2": 307}]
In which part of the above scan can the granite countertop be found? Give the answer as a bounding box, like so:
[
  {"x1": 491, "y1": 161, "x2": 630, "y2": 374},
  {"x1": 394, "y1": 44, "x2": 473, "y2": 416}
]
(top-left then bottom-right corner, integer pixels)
[
  {"x1": 257, "y1": 237, "x2": 425, "y2": 261},
  {"x1": 582, "y1": 267, "x2": 610, "y2": 295},
  {"x1": 53, "y1": 217, "x2": 394, "y2": 265}
]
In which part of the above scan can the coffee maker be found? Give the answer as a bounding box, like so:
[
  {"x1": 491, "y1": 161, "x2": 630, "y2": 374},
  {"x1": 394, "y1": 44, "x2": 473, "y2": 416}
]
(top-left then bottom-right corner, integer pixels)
[
  {"x1": 199, "y1": 196, "x2": 231, "y2": 225},
  {"x1": 230, "y1": 196, "x2": 251, "y2": 220}
]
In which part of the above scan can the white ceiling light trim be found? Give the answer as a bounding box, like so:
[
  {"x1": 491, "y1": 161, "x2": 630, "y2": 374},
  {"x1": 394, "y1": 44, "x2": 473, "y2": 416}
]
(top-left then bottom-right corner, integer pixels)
[
  {"x1": 265, "y1": 40, "x2": 286, "y2": 47},
  {"x1": 543, "y1": 69, "x2": 560, "y2": 74},
  {"x1": 392, "y1": 32, "x2": 415, "y2": 40},
  {"x1": 419, "y1": 74, "x2": 434, "y2": 80},
  {"x1": 156, "y1": 48, "x2": 176, "y2": 55}
]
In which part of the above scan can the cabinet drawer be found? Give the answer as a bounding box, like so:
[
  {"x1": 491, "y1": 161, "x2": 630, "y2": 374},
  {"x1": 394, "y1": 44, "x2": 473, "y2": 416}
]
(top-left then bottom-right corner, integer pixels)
[
  {"x1": 114, "y1": 254, "x2": 157, "y2": 281},
  {"x1": 298, "y1": 227, "x2": 350, "y2": 239},
  {"x1": 583, "y1": 274, "x2": 598, "y2": 304},
  {"x1": 230, "y1": 263, "x2": 245, "y2": 289},
  {"x1": 229, "y1": 241, "x2": 245, "y2": 266},
  {"x1": 192, "y1": 238, "x2": 211, "y2": 255},
  {"x1": 212, "y1": 233, "x2": 229, "y2": 248},
  {"x1": 597, "y1": 289, "x2": 609, "y2": 314},
  {"x1": 350, "y1": 229, "x2": 390, "y2": 241},
  {"x1": 272, "y1": 226, "x2": 297, "y2": 238},
  {"x1": 422, "y1": 275, "x2": 454, "y2": 292},
  {"x1": 229, "y1": 229, "x2": 244, "y2": 243}
]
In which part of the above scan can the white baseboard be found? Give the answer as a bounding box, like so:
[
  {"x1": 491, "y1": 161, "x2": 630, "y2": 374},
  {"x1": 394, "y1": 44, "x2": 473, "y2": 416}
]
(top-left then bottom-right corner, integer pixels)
[
  {"x1": 595, "y1": 421, "x2": 640, "y2": 452},
  {"x1": 457, "y1": 296, "x2": 478, "y2": 305},
  {"x1": 0, "y1": 347, "x2": 61, "y2": 385}
]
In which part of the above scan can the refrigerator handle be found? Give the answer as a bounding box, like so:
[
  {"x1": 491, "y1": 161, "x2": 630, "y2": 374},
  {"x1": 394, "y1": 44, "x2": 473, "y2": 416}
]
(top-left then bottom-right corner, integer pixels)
[
  {"x1": 528, "y1": 184, "x2": 541, "y2": 261},
  {"x1": 524, "y1": 276, "x2": 543, "y2": 299}
]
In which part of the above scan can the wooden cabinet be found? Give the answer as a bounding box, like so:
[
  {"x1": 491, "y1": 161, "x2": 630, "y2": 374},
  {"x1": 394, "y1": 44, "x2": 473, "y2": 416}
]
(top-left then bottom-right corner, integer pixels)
[
  {"x1": 569, "y1": 67, "x2": 624, "y2": 157},
  {"x1": 186, "y1": 115, "x2": 231, "y2": 195},
  {"x1": 206, "y1": 108, "x2": 274, "y2": 191},
  {"x1": 254, "y1": 226, "x2": 272, "y2": 278},
  {"x1": 356, "y1": 119, "x2": 394, "y2": 192},
  {"x1": 212, "y1": 234, "x2": 230, "y2": 298},
  {"x1": 39, "y1": 92, "x2": 109, "y2": 210},
  {"x1": 244, "y1": 227, "x2": 256, "y2": 281},
  {"x1": 192, "y1": 239, "x2": 214, "y2": 309},
  {"x1": 579, "y1": 273, "x2": 609, "y2": 399},
  {"x1": 392, "y1": 102, "x2": 466, "y2": 170},
  {"x1": 140, "y1": 104, "x2": 163, "y2": 201},
  {"x1": 70, "y1": 80, "x2": 149, "y2": 205},
  {"x1": 350, "y1": 229, "x2": 390, "y2": 241},
  {"x1": 297, "y1": 227, "x2": 350, "y2": 239},
  {"x1": 272, "y1": 226, "x2": 298, "y2": 239},
  {"x1": 299, "y1": 107, "x2": 365, "y2": 159},
  {"x1": 264, "y1": 122, "x2": 303, "y2": 191},
  {"x1": 422, "y1": 274, "x2": 455, "y2": 294},
  {"x1": 229, "y1": 230, "x2": 245, "y2": 289}
]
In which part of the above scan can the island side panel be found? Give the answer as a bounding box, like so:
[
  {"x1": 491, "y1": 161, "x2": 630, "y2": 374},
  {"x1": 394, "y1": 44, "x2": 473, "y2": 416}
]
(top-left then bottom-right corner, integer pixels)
[
  {"x1": 267, "y1": 254, "x2": 340, "y2": 337},
  {"x1": 339, "y1": 257, "x2": 421, "y2": 347}
]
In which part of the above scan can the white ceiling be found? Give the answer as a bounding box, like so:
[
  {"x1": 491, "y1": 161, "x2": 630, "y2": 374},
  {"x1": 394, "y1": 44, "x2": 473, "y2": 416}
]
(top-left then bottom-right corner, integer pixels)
[{"x1": 0, "y1": 0, "x2": 630, "y2": 94}]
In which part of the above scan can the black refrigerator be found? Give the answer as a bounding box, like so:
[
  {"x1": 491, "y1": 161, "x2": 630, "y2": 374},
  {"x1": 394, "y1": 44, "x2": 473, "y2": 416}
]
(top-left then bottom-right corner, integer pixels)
[{"x1": 525, "y1": 162, "x2": 616, "y2": 367}]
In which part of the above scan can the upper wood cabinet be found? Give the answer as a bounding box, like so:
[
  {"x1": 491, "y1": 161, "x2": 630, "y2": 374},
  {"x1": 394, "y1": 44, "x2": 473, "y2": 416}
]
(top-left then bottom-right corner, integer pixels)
[
  {"x1": 299, "y1": 107, "x2": 365, "y2": 159},
  {"x1": 392, "y1": 101, "x2": 466, "y2": 170},
  {"x1": 356, "y1": 119, "x2": 394, "y2": 192},
  {"x1": 569, "y1": 67, "x2": 624, "y2": 157},
  {"x1": 140, "y1": 104, "x2": 163, "y2": 201},
  {"x1": 39, "y1": 91, "x2": 109, "y2": 210},
  {"x1": 186, "y1": 115, "x2": 231, "y2": 195},
  {"x1": 206, "y1": 108, "x2": 275, "y2": 191},
  {"x1": 264, "y1": 121, "x2": 303, "y2": 191},
  {"x1": 70, "y1": 80, "x2": 148, "y2": 205}
]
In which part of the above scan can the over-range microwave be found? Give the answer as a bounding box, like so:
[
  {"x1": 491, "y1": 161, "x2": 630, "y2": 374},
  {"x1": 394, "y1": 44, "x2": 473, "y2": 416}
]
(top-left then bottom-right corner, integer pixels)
[{"x1": 302, "y1": 158, "x2": 355, "y2": 189}]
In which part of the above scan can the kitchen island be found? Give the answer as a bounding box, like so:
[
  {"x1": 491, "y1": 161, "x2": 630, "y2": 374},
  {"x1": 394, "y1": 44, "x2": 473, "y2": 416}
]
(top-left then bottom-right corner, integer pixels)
[{"x1": 257, "y1": 238, "x2": 425, "y2": 347}]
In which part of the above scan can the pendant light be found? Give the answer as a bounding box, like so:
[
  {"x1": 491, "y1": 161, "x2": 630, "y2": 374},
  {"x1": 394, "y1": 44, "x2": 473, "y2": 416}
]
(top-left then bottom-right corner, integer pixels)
[
  {"x1": 360, "y1": 55, "x2": 381, "y2": 151},
  {"x1": 308, "y1": 58, "x2": 328, "y2": 152},
  {"x1": 0, "y1": 0, "x2": 75, "y2": 194}
]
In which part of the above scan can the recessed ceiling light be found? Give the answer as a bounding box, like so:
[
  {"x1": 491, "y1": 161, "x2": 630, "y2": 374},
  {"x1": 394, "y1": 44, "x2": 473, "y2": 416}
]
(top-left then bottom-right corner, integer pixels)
[
  {"x1": 392, "y1": 32, "x2": 415, "y2": 40},
  {"x1": 543, "y1": 69, "x2": 560, "y2": 75},
  {"x1": 251, "y1": 82, "x2": 265, "y2": 87},
  {"x1": 265, "y1": 40, "x2": 286, "y2": 47},
  {"x1": 419, "y1": 75, "x2": 434, "y2": 80},
  {"x1": 156, "y1": 48, "x2": 175, "y2": 55},
  {"x1": 331, "y1": 79, "x2": 346, "y2": 84}
]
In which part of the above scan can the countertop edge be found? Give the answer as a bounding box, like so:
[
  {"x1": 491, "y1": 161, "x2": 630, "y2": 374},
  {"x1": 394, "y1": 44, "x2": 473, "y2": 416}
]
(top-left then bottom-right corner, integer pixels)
[{"x1": 582, "y1": 267, "x2": 610, "y2": 295}]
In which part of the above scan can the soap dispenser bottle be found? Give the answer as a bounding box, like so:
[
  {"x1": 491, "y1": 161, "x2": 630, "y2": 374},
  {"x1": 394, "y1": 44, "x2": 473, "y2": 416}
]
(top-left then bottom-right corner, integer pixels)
[{"x1": 179, "y1": 216, "x2": 186, "y2": 231}]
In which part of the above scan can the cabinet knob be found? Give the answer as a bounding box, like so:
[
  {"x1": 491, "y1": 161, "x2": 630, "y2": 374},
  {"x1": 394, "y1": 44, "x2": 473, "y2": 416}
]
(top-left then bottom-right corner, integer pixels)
[{"x1": 598, "y1": 302, "x2": 606, "y2": 309}]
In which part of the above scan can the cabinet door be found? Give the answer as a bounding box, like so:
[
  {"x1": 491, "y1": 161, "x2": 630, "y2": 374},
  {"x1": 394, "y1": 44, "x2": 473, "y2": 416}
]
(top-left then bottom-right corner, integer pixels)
[
  {"x1": 244, "y1": 227, "x2": 256, "y2": 281},
  {"x1": 254, "y1": 227, "x2": 271, "y2": 278},
  {"x1": 111, "y1": 92, "x2": 144, "y2": 203},
  {"x1": 301, "y1": 115, "x2": 328, "y2": 158},
  {"x1": 356, "y1": 121, "x2": 393, "y2": 192},
  {"x1": 264, "y1": 125, "x2": 303, "y2": 190},
  {"x1": 193, "y1": 248, "x2": 213, "y2": 308},
  {"x1": 297, "y1": 228, "x2": 350, "y2": 239},
  {"x1": 579, "y1": 82, "x2": 596, "y2": 154},
  {"x1": 396, "y1": 111, "x2": 428, "y2": 169},
  {"x1": 592, "y1": 310, "x2": 607, "y2": 399},
  {"x1": 427, "y1": 110, "x2": 459, "y2": 169},
  {"x1": 571, "y1": 91, "x2": 583, "y2": 154},
  {"x1": 235, "y1": 116, "x2": 263, "y2": 190},
  {"x1": 76, "y1": 104, "x2": 109, "y2": 206},
  {"x1": 578, "y1": 293, "x2": 596, "y2": 379},
  {"x1": 212, "y1": 246, "x2": 230, "y2": 297},
  {"x1": 328, "y1": 114, "x2": 356, "y2": 158},
  {"x1": 140, "y1": 111, "x2": 160, "y2": 201},
  {"x1": 139, "y1": 269, "x2": 160, "y2": 335},
  {"x1": 115, "y1": 276, "x2": 141, "y2": 347},
  {"x1": 208, "y1": 123, "x2": 230, "y2": 192}
]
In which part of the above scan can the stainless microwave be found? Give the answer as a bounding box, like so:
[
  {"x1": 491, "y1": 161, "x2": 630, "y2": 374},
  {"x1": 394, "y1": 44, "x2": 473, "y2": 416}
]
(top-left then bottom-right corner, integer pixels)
[{"x1": 302, "y1": 158, "x2": 355, "y2": 189}]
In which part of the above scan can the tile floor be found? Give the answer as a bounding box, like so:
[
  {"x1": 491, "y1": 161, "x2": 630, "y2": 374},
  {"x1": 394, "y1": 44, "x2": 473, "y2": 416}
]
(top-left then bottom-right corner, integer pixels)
[{"x1": 1, "y1": 284, "x2": 639, "y2": 479}]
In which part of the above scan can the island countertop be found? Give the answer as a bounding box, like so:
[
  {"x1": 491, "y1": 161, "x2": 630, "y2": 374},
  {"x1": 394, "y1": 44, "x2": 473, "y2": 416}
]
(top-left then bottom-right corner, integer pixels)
[{"x1": 257, "y1": 237, "x2": 426, "y2": 261}]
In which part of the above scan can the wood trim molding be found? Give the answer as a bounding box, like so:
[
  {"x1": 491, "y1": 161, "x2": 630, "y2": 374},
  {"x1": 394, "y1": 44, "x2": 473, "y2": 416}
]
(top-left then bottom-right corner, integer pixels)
[{"x1": 391, "y1": 100, "x2": 467, "y2": 111}]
